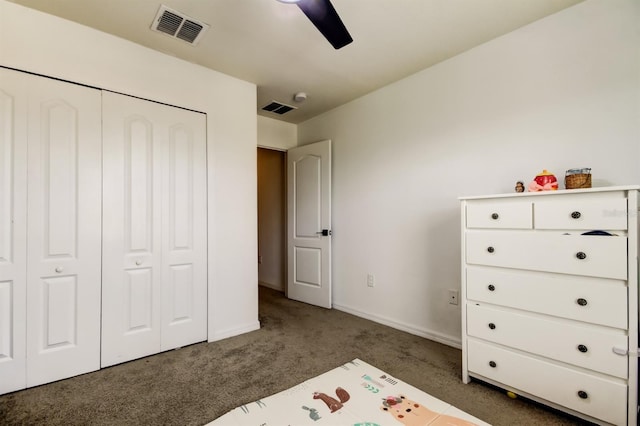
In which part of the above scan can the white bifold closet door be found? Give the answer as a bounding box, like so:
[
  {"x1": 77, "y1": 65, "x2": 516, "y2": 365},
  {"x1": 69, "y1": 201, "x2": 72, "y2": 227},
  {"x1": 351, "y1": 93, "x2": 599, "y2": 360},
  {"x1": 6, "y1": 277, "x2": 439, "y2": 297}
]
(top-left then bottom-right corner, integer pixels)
[
  {"x1": 0, "y1": 67, "x2": 102, "y2": 393},
  {"x1": 0, "y1": 68, "x2": 28, "y2": 394},
  {"x1": 101, "y1": 91, "x2": 207, "y2": 367}
]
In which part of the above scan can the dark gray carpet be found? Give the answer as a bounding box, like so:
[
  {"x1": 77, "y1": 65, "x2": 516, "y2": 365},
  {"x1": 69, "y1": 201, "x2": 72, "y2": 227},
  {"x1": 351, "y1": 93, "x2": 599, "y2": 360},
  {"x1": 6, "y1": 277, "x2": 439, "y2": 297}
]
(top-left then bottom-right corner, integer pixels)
[{"x1": 0, "y1": 286, "x2": 586, "y2": 425}]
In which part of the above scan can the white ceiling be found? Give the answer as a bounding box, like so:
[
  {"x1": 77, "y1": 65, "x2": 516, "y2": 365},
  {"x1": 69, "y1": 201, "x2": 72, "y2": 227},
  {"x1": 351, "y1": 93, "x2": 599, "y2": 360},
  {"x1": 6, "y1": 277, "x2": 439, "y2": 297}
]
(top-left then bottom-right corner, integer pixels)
[{"x1": 9, "y1": 0, "x2": 584, "y2": 124}]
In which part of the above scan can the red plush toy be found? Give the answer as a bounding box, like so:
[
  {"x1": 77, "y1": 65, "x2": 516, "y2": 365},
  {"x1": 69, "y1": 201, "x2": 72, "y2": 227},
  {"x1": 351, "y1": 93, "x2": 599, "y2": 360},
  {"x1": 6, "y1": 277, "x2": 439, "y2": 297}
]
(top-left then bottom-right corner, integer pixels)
[{"x1": 528, "y1": 169, "x2": 558, "y2": 192}]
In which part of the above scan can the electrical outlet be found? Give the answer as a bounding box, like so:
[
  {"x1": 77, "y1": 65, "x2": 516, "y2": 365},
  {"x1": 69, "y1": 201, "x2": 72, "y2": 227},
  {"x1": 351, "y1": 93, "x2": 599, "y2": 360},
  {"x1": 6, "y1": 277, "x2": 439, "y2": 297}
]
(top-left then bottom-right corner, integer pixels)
[
  {"x1": 448, "y1": 289, "x2": 459, "y2": 305},
  {"x1": 367, "y1": 274, "x2": 375, "y2": 287}
]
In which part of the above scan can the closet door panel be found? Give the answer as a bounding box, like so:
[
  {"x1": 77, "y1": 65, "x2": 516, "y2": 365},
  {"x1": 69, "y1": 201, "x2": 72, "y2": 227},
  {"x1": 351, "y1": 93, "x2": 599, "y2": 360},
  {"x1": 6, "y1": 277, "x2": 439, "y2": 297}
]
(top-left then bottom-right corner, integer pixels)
[
  {"x1": 25, "y1": 75, "x2": 101, "y2": 387},
  {"x1": 127, "y1": 118, "x2": 154, "y2": 253},
  {"x1": 102, "y1": 93, "x2": 162, "y2": 367},
  {"x1": 162, "y1": 115, "x2": 207, "y2": 350},
  {"x1": 39, "y1": 276, "x2": 78, "y2": 346},
  {"x1": 0, "y1": 69, "x2": 28, "y2": 394},
  {"x1": 126, "y1": 268, "x2": 154, "y2": 330}
]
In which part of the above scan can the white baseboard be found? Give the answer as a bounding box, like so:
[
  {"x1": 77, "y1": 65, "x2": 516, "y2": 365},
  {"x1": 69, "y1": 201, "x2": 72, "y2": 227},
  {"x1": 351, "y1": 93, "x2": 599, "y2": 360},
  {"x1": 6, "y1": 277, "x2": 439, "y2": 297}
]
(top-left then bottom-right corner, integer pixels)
[
  {"x1": 333, "y1": 302, "x2": 462, "y2": 350},
  {"x1": 208, "y1": 320, "x2": 261, "y2": 342}
]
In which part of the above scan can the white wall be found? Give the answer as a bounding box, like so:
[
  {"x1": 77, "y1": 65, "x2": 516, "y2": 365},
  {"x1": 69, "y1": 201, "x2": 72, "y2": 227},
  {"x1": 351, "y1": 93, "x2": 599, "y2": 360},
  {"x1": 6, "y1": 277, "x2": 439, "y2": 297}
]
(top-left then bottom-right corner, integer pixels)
[
  {"x1": 298, "y1": 0, "x2": 640, "y2": 347},
  {"x1": 258, "y1": 115, "x2": 298, "y2": 151},
  {"x1": 0, "y1": 0, "x2": 260, "y2": 342}
]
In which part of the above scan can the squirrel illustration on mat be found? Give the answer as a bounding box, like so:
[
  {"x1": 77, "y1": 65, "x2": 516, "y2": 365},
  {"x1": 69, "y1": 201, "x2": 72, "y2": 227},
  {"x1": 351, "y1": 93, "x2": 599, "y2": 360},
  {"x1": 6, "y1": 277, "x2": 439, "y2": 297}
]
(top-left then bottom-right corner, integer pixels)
[{"x1": 313, "y1": 387, "x2": 351, "y2": 413}]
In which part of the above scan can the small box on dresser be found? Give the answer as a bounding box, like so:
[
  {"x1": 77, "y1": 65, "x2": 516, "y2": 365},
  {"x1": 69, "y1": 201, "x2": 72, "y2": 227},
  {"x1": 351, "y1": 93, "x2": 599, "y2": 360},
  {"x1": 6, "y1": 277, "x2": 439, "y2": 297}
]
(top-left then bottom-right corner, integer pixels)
[{"x1": 460, "y1": 186, "x2": 639, "y2": 426}]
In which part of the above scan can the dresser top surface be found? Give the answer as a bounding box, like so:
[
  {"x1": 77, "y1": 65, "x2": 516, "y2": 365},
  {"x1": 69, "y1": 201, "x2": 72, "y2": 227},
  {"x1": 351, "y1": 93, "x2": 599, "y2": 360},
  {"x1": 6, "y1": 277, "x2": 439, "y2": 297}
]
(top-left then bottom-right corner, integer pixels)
[{"x1": 459, "y1": 185, "x2": 640, "y2": 201}]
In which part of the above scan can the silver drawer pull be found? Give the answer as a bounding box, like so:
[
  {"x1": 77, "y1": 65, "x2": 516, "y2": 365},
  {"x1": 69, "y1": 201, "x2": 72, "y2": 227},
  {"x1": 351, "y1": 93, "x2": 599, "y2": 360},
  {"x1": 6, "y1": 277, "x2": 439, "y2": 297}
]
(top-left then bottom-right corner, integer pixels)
[
  {"x1": 55, "y1": 266, "x2": 63, "y2": 273},
  {"x1": 135, "y1": 260, "x2": 142, "y2": 266}
]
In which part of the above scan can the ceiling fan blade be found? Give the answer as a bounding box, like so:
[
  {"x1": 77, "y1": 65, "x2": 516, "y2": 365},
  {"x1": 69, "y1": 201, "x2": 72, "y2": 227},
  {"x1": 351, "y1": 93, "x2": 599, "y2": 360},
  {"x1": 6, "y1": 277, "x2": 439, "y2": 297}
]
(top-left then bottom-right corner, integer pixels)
[{"x1": 296, "y1": 0, "x2": 353, "y2": 49}]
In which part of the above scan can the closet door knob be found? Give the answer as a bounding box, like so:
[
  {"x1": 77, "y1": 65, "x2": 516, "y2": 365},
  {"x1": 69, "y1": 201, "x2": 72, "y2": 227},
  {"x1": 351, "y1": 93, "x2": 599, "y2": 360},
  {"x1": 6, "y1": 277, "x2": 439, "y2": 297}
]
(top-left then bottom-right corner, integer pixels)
[
  {"x1": 576, "y1": 298, "x2": 588, "y2": 306},
  {"x1": 488, "y1": 284, "x2": 495, "y2": 291},
  {"x1": 576, "y1": 252, "x2": 587, "y2": 260},
  {"x1": 577, "y1": 390, "x2": 588, "y2": 399},
  {"x1": 487, "y1": 247, "x2": 495, "y2": 253},
  {"x1": 489, "y1": 361, "x2": 497, "y2": 368},
  {"x1": 488, "y1": 323, "x2": 496, "y2": 330},
  {"x1": 571, "y1": 211, "x2": 582, "y2": 219},
  {"x1": 577, "y1": 344, "x2": 588, "y2": 353},
  {"x1": 491, "y1": 213, "x2": 499, "y2": 220},
  {"x1": 55, "y1": 266, "x2": 63, "y2": 273}
]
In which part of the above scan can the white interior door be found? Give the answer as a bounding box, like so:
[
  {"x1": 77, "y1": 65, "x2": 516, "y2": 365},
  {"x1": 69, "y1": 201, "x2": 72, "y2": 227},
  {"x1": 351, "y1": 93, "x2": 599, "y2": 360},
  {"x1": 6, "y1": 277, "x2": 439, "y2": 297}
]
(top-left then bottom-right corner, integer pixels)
[
  {"x1": 0, "y1": 68, "x2": 28, "y2": 394},
  {"x1": 287, "y1": 140, "x2": 332, "y2": 308},
  {"x1": 101, "y1": 91, "x2": 207, "y2": 367},
  {"x1": 25, "y1": 73, "x2": 102, "y2": 386}
]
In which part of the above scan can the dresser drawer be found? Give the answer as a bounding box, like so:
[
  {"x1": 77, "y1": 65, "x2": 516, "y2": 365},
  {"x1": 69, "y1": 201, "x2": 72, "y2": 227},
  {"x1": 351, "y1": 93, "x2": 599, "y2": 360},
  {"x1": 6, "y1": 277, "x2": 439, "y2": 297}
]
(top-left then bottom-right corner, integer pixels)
[
  {"x1": 534, "y1": 193, "x2": 628, "y2": 230},
  {"x1": 467, "y1": 304, "x2": 628, "y2": 378},
  {"x1": 466, "y1": 199, "x2": 532, "y2": 229},
  {"x1": 466, "y1": 231, "x2": 627, "y2": 280},
  {"x1": 467, "y1": 339, "x2": 627, "y2": 426},
  {"x1": 466, "y1": 266, "x2": 627, "y2": 329}
]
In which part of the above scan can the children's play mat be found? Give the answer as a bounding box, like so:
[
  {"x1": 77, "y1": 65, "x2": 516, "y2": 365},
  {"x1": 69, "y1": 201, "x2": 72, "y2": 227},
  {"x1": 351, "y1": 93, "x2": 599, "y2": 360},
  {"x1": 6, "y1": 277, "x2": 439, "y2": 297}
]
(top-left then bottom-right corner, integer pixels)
[{"x1": 207, "y1": 358, "x2": 490, "y2": 426}]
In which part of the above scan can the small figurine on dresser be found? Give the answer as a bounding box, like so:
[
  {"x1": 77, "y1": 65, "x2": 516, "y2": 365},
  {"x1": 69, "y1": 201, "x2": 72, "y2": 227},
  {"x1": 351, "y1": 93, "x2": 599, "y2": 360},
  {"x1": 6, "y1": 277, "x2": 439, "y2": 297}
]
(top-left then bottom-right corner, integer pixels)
[
  {"x1": 528, "y1": 169, "x2": 558, "y2": 191},
  {"x1": 515, "y1": 181, "x2": 525, "y2": 192}
]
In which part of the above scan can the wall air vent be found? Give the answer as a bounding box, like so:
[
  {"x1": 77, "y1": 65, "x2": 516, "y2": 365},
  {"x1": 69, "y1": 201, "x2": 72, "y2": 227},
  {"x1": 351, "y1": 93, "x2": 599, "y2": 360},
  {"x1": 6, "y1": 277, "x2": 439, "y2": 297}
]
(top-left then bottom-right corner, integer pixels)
[
  {"x1": 261, "y1": 101, "x2": 297, "y2": 115},
  {"x1": 151, "y1": 5, "x2": 209, "y2": 45}
]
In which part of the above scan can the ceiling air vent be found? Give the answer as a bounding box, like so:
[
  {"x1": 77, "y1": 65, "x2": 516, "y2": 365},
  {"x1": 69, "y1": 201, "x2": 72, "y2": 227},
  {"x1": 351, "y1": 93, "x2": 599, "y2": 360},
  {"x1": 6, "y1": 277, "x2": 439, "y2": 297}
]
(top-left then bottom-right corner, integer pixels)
[
  {"x1": 151, "y1": 5, "x2": 209, "y2": 45},
  {"x1": 262, "y1": 101, "x2": 297, "y2": 115}
]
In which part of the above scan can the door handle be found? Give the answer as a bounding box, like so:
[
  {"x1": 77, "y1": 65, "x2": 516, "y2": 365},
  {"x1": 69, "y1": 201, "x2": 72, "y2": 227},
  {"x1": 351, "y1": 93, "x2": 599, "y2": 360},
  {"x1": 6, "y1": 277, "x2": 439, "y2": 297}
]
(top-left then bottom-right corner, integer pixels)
[{"x1": 316, "y1": 229, "x2": 332, "y2": 236}]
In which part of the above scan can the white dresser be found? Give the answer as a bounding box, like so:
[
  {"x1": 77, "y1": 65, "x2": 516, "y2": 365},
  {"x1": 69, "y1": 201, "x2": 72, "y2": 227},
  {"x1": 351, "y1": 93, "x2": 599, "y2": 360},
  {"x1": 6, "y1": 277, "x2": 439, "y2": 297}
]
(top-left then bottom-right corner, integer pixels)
[{"x1": 460, "y1": 186, "x2": 639, "y2": 426}]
